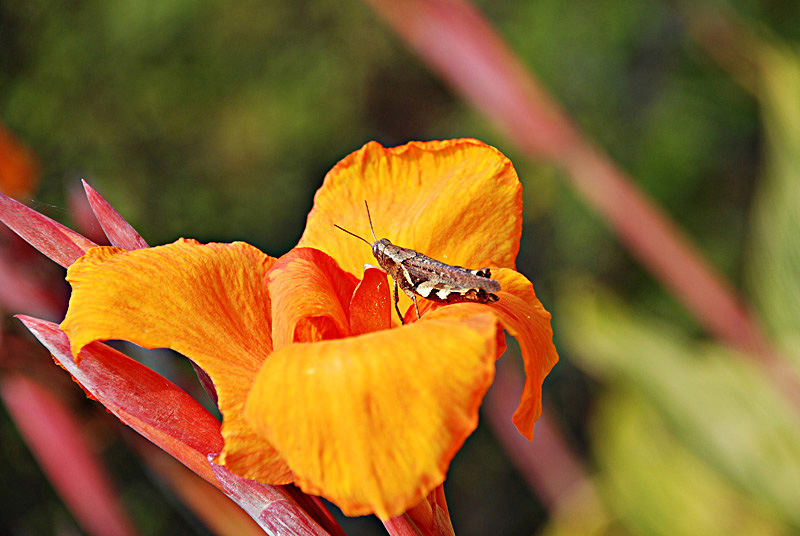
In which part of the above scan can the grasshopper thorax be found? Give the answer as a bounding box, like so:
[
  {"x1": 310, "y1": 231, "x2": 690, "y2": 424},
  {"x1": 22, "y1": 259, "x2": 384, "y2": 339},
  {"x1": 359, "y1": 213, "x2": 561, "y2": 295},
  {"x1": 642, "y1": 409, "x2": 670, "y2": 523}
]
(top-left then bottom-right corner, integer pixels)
[
  {"x1": 372, "y1": 238, "x2": 397, "y2": 274},
  {"x1": 372, "y1": 237, "x2": 391, "y2": 253}
]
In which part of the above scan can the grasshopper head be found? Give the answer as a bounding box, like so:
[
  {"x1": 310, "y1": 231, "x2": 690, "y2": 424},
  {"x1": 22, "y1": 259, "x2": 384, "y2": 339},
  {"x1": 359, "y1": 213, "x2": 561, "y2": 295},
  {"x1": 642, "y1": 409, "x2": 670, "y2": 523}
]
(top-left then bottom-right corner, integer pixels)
[{"x1": 372, "y1": 238, "x2": 394, "y2": 271}]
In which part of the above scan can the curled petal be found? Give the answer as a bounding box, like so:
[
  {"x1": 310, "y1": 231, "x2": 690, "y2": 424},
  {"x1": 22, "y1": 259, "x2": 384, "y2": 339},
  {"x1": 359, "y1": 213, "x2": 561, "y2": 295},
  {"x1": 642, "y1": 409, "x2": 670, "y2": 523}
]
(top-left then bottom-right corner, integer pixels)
[
  {"x1": 60, "y1": 239, "x2": 292, "y2": 482},
  {"x1": 349, "y1": 267, "x2": 392, "y2": 336},
  {"x1": 298, "y1": 139, "x2": 522, "y2": 280},
  {"x1": 431, "y1": 269, "x2": 558, "y2": 440},
  {"x1": 244, "y1": 310, "x2": 500, "y2": 519},
  {"x1": 267, "y1": 248, "x2": 359, "y2": 350},
  {"x1": 492, "y1": 270, "x2": 559, "y2": 439}
]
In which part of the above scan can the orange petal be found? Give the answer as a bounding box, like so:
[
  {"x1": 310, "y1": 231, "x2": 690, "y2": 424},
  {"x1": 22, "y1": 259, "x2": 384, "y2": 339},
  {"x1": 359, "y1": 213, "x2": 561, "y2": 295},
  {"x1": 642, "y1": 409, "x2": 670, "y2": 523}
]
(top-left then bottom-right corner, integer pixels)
[
  {"x1": 267, "y1": 248, "x2": 359, "y2": 350},
  {"x1": 298, "y1": 139, "x2": 522, "y2": 280},
  {"x1": 244, "y1": 310, "x2": 500, "y2": 519},
  {"x1": 492, "y1": 269, "x2": 558, "y2": 439},
  {"x1": 60, "y1": 239, "x2": 293, "y2": 482},
  {"x1": 349, "y1": 267, "x2": 392, "y2": 336}
]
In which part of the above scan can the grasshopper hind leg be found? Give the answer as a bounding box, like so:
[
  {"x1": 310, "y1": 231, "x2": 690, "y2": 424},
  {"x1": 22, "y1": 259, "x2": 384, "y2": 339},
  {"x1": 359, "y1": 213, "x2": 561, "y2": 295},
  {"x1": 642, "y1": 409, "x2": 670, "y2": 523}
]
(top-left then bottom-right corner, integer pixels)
[
  {"x1": 393, "y1": 279, "x2": 422, "y2": 324},
  {"x1": 401, "y1": 285, "x2": 422, "y2": 321}
]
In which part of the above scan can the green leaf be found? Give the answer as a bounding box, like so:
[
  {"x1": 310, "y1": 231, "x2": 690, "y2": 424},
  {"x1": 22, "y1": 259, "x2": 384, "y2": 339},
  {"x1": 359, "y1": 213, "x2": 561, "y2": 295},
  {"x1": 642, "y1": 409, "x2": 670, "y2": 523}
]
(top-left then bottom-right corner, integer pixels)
[
  {"x1": 593, "y1": 389, "x2": 788, "y2": 536},
  {"x1": 747, "y1": 42, "x2": 800, "y2": 361},
  {"x1": 560, "y1": 282, "x2": 800, "y2": 528}
]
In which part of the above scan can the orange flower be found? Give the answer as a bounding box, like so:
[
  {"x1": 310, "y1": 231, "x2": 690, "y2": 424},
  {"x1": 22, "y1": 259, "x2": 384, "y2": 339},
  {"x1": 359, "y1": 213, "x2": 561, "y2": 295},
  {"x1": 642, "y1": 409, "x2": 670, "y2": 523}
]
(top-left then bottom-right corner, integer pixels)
[
  {"x1": 0, "y1": 121, "x2": 39, "y2": 200},
  {"x1": 58, "y1": 139, "x2": 558, "y2": 519}
]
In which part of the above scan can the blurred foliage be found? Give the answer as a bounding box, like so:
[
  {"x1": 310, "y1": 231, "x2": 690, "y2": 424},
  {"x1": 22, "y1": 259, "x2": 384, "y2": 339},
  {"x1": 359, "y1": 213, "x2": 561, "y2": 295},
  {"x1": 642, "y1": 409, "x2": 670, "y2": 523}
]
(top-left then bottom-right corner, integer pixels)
[
  {"x1": 561, "y1": 283, "x2": 800, "y2": 533},
  {"x1": 747, "y1": 42, "x2": 800, "y2": 360},
  {"x1": 594, "y1": 389, "x2": 788, "y2": 536},
  {"x1": 554, "y1": 19, "x2": 800, "y2": 536},
  {"x1": 2, "y1": 0, "x2": 800, "y2": 535}
]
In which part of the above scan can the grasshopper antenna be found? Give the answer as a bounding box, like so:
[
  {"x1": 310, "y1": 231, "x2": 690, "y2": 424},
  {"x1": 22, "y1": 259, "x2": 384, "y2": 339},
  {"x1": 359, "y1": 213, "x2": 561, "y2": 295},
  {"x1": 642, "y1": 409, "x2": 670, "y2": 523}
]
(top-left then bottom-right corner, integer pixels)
[
  {"x1": 333, "y1": 224, "x2": 373, "y2": 246},
  {"x1": 364, "y1": 200, "x2": 378, "y2": 242}
]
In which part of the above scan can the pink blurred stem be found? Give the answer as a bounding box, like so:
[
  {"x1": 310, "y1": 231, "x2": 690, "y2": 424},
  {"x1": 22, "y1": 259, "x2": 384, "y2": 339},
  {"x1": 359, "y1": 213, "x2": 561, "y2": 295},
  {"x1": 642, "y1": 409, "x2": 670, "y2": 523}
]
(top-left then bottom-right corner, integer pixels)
[
  {"x1": 561, "y1": 145, "x2": 774, "y2": 358},
  {"x1": 362, "y1": 0, "x2": 800, "y2": 415},
  {"x1": 361, "y1": 0, "x2": 773, "y2": 360},
  {"x1": 362, "y1": 0, "x2": 800, "y2": 510},
  {"x1": 486, "y1": 359, "x2": 601, "y2": 511},
  {"x1": 1, "y1": 375, "x2": 139, "y2": 536},
  {"x1": 674, "y1": 3, "x2": 759, "y2": 95}
]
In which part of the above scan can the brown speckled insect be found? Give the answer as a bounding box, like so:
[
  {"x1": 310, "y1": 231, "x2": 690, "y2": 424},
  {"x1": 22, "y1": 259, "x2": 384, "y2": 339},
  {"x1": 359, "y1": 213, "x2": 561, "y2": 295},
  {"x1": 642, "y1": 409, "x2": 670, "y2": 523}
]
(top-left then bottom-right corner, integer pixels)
[{"x1": 335, "y1": 202, "x2": 501, "y2": 324}]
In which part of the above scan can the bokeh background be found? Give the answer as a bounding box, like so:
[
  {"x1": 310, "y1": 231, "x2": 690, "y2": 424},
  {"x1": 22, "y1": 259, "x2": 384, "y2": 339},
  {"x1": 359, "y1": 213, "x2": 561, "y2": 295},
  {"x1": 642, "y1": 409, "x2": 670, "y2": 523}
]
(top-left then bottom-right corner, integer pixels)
[{"x1": 2, "y1": 0, "x2": 800, "y2": 534}]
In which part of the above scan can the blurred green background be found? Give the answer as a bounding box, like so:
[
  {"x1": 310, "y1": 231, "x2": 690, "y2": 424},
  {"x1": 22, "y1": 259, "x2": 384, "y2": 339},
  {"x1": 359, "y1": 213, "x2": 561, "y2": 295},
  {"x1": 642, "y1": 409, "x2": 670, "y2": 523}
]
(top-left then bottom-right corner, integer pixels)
[{"x1": 2, "y1": 0, "x2": 800, "y2": 534}]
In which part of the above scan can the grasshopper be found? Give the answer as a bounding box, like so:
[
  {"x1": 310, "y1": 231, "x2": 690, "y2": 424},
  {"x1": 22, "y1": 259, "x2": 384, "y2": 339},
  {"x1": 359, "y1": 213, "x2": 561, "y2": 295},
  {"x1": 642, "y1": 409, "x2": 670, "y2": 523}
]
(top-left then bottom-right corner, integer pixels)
[{"x1": 335, "y1": 202, "x2": 501, "y2": 324}]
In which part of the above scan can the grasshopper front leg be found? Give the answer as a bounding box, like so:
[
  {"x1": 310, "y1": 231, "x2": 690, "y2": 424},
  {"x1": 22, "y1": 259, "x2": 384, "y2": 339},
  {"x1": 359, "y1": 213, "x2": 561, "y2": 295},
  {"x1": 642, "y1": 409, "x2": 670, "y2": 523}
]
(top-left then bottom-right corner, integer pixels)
[
  {"x1": 410, "y1": 294, "x2": 420, "y2": 319},
  {"x1": 393, "y1": 278, "x2": 404, "y2": 325},
  {"x1": 393, "y1": 278, "x2": 422, "y2": 325}
]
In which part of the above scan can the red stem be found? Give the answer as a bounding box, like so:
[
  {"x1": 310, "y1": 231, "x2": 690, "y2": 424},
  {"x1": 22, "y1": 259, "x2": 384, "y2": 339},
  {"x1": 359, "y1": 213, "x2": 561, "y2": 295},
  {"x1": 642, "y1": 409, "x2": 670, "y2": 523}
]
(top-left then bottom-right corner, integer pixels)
[{"x1": 384, "y1": 515, "x2": 425, "y2": 536}]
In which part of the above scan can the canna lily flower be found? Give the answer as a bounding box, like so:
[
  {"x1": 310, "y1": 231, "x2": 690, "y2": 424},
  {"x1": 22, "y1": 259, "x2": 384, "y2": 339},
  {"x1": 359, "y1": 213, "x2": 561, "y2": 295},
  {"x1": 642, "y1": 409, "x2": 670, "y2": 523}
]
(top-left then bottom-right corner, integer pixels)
[{"x1": 56, "y1": 139, "x2": 557, "y2": 520}]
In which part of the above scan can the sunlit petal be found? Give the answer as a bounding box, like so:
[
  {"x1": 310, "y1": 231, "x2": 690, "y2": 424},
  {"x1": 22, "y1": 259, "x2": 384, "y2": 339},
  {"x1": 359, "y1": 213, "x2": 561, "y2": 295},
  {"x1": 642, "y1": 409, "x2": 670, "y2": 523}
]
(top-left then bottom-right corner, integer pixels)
[
  {"x1": 491, "y1": 269, "x2": 558, "y2": 439},
  {"x1": 244, "y1": 310, "x2": 500, "y2": 519},
  {"x1": 298, "y1": 139, "x2": 522, "y2": 279},
  {"x1": 60, "y1": 239, "x2": 293, "y2": 481}
]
